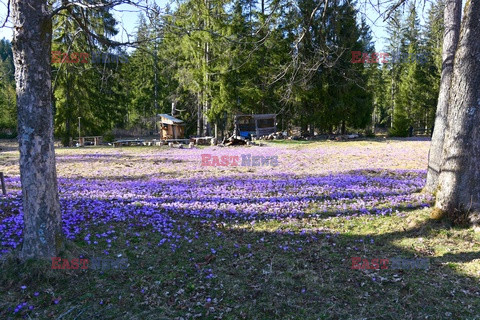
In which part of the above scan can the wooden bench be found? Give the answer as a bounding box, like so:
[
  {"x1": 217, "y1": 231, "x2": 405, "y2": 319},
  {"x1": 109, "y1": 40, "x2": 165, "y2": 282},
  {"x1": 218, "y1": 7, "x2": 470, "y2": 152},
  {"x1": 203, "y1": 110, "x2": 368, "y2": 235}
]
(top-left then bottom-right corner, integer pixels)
[
  {"x1": 79, "y1": 136, "x2": 103, "y2": 146},
  {"x1": 191, "y1": 137, "x2": 214, "y2": 145},
  {"x1": 113, "y1": 139, "x2": 145, "y2": 147},
  {"x1": 412, "y1": 128, "x2": 432, "y2": 136},
  {"x1": 165, "y1": 139, "x2": 190, "y2": 144}
]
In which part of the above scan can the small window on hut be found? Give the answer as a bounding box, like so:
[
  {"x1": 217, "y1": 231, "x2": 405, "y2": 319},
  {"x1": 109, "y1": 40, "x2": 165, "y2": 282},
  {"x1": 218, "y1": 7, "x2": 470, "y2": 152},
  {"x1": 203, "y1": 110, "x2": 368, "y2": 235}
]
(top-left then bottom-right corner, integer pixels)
[
  {"x1": 238, "y1": 117, "x2": 256, "y2": 131},
  {"x1": 257, "y1": 118, "x2": 275, "y2": 128}
]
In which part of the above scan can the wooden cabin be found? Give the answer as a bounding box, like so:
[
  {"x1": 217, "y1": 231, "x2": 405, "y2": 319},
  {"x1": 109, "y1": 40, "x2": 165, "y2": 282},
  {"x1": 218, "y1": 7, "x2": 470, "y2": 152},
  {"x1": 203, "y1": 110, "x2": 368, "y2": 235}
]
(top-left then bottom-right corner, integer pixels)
[
  {"x1": 157, "y1": 114, "x2": 186, "y2": 141},
  {"x1": 234, "y1": 114, "x2": 276, "y2": 139}
]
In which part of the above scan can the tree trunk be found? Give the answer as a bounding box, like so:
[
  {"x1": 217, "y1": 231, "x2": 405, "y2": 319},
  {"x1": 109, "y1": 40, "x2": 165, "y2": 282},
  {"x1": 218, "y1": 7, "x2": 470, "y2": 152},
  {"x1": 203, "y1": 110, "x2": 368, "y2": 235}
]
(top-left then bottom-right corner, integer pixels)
[
  {"x1": 203, "y1": 41, "x2": 209, "y2": 136},
  {"x1": 63, "y1": 116, "x2": 71, "y2": 147},
  {"x1": 62, "y1": 76, "x2": 71, "y2": 147},
  {"x1": 12, "y1": 0, "x2": 64, "y2": 260},
  {"x1": 197, "y1": 92, "x2": 202, "y2": 136},
  {"x1": 425, "y1": 0, "x2": 462, "y2": 193},
  {"x1": 390, "y1": 77, "x2": 395, "y2": 128},
  {"x1": 434, "y1": 0, "x2": 480, "y2": 227}
]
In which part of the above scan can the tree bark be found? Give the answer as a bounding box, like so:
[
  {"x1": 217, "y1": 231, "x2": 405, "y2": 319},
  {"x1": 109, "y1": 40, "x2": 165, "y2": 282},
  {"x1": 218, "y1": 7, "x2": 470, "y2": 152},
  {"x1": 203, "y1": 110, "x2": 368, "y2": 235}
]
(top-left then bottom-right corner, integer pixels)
[
  {"x1": 425, "y1": 0, "x2": 462, "y2": 193},
  {"x1": 197, "y1": 92, "x2": 202, "y2": 136},
  {"x1": 434, "y1": 0, "x2": 480, "y2": 227},
  {"x1": 12, "y1": 0, "x2": 64, "y2": 260},
  {"x1": 63, "y1": 74, "x2": 71, "y2": 147}
]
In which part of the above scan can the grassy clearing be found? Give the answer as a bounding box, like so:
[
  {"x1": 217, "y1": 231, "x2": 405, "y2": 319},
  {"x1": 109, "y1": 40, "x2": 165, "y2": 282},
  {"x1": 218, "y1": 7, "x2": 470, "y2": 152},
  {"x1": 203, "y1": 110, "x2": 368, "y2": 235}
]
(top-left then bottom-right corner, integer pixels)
[
  {"x1": 1, "y1": 208, "x2": 479, "y2": 319},
  {"x1": 0, "y1": 139, "x2": 479, "y2": 319}
]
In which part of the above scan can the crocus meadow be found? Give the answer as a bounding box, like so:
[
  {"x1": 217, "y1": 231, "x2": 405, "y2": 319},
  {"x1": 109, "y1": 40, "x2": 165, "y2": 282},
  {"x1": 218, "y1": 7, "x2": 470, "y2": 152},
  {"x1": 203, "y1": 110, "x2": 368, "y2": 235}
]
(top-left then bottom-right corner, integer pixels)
[{"x1": 0, "y1": 139, "x2": 432, "y2": 258}]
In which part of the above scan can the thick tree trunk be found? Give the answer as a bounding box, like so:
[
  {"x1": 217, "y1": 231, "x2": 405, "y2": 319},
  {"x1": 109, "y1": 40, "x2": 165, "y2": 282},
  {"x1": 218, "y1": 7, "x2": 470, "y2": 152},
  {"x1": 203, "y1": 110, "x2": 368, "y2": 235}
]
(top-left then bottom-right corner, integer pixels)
[
  {"x1": 434, "y1": 0, "x2": 480, "y2": 227},
  {"x1": 12, "y1": 0, "x2": 64, "y2": 260},
  {"x1": 425, "y1": 0, "x2": 462, "y2": 193}
]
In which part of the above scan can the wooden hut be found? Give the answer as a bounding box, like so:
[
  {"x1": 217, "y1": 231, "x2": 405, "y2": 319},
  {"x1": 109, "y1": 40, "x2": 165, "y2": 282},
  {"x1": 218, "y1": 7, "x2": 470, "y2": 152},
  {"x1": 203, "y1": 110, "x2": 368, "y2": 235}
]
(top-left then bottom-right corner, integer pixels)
[
  {"x1": 234, "y1": 114, "x2": 276, "y2": 139},
  {"x1": 157, "y1": 114, "x2": 186, "y2": 141}
]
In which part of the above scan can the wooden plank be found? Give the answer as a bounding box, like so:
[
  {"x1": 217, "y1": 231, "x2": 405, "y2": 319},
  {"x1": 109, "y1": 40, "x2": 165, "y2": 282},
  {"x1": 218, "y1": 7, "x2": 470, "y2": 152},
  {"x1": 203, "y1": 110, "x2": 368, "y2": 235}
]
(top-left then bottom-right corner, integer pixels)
[{"x1": 165, "y1": 139, "x2": 190, "y2": 143}]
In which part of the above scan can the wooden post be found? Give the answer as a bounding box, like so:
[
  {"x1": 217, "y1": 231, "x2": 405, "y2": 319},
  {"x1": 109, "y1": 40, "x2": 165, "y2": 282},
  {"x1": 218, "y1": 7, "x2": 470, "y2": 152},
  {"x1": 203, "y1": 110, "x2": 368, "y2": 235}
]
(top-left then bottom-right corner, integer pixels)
[{"x1": 0, "y1": 172, "x2": 6, "y2": 195}]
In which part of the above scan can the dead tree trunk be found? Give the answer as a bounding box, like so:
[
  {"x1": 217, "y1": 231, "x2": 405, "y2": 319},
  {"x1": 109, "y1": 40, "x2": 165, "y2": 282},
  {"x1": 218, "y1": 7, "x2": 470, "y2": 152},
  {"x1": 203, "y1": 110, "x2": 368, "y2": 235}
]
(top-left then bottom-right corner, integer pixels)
[
  {"x1": 425, "y1": 0, "x2": 462, "y2": 193},
  {"x1": 434, "y1": 0, "x2": 480, "y2": 227},
  {"x1": 12, "y1": 0, "x2": 64, "y2": 260}
]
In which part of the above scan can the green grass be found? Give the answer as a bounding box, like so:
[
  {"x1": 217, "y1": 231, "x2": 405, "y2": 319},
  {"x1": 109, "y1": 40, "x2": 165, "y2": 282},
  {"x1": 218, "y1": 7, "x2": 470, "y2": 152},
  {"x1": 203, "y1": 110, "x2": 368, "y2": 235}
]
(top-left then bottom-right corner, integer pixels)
[
  {"x1": 1, "y1": 139, "x2": 479, "y2": 319},
  {"x1": 1, "y1": 208, "x2": 480, "y2": 319}
]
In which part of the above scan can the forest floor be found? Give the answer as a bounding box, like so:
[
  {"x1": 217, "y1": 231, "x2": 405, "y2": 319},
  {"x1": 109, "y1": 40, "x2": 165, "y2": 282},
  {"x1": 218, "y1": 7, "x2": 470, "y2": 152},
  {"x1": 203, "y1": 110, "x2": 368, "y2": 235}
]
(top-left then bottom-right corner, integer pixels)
[{"x1": 0, "y1": 138, "x2": 479, "y2": 319}]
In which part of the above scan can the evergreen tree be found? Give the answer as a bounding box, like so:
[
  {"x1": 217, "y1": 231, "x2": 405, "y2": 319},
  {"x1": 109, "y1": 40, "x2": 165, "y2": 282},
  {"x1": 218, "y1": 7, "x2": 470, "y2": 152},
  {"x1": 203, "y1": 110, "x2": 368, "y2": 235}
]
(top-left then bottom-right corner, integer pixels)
[
  {"x1": 0, "y1": 39, "x2": 16, "y2": 134},
  {"x1": 52, "y1": 3, "x2": 127, "y2": 145}
]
